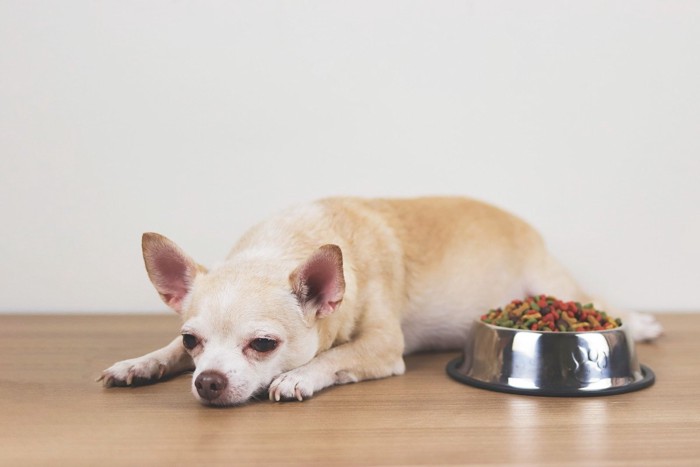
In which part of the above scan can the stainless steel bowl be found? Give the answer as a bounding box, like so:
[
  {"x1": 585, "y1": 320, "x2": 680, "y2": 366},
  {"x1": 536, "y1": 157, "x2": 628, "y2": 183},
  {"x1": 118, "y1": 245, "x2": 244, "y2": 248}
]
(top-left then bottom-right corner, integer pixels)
[{"x1": 447, "y1": 320, "x2": 654, "y2": 396}]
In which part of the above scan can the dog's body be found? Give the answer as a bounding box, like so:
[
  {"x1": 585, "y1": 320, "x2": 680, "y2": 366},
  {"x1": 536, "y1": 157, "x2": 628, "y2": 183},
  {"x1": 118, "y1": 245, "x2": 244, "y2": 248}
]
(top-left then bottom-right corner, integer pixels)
[{"x1": 100, "y1": 197, "x2": 661, "y2": 406}]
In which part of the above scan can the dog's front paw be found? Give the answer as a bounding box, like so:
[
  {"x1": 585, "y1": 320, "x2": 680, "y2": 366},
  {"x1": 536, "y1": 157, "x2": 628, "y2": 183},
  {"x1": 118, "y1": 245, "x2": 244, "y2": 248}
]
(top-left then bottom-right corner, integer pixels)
[
  {"x1": 98, "y1": 357, "x2": 167, "y2": 387},
  {"x1": 268, "y1": 367, "x2": 327, "y2": 402}
]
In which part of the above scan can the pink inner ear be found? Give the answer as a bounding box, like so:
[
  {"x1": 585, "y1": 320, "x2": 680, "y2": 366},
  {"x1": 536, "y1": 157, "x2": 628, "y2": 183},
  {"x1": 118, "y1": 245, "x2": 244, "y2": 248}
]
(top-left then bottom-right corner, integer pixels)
[
  {"x1": 303, "y1": 261, "x2": 341, "y2": 306},
  {"x1": 292, "y1": 245, "x2": 345, "y2": 319},
  {"x1": 149, "y1": 249, "x2": 193, "y2": 310}
]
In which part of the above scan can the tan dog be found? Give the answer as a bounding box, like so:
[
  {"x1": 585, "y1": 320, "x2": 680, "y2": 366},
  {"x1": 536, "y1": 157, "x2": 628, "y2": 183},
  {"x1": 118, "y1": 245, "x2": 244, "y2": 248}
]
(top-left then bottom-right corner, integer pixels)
[{"x1": 99, "y1": 197, "x2": 661, "y2": 406}]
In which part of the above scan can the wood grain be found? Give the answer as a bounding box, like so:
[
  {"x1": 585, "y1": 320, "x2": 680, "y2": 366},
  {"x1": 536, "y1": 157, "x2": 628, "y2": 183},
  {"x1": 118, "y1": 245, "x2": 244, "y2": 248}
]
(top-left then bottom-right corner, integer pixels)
[{"x1": 0, "y1": 313, "x2": 698, "y2": 466}]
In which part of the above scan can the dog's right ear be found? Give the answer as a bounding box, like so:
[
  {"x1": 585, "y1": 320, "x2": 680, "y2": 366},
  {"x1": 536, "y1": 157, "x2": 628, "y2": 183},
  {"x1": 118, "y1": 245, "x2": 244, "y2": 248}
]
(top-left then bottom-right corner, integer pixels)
[{"x1": 142, "y1": 233, "x2": 206, "y2": 314}]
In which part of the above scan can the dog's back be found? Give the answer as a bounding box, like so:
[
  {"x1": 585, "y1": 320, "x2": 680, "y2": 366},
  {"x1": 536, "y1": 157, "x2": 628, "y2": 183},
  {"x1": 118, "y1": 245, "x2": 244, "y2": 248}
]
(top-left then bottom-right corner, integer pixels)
[{"x1": 228, "y1": 196, "x2": 570, "y2": 353}]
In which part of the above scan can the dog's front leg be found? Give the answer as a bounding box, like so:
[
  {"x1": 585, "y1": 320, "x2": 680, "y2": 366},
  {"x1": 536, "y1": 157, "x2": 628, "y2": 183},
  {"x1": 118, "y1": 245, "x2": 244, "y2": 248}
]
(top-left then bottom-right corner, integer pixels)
[
  {"x1": 98, "y1": 336, "x2": 194, "y2": 387},
  {"x1": 269, "y1": 323, "x2": 406, "y2": 402}
]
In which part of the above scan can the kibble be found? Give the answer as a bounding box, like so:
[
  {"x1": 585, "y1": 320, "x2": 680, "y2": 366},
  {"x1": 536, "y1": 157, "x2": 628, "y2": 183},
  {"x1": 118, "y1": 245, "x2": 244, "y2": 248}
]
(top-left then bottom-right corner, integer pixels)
[{"x1": 481, "y1": 295, "x2": 622, "y2": 332}]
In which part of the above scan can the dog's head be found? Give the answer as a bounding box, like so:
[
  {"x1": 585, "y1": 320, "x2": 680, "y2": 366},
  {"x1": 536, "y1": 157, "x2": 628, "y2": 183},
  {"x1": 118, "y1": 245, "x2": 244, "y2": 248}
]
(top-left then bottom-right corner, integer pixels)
[{"x1": 141, "y1": 233, "x2": 345, "y2": 406}]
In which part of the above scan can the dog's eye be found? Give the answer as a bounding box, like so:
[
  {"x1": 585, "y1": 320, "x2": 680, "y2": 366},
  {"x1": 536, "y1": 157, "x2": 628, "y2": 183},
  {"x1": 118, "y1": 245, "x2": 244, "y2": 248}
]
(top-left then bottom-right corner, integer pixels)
[
  {"x1": 182, "y1": 333, "x2": 198, "y2": 350},
  {"x1": 250, "y1": 338, "x2": 278, "y2": 353}
]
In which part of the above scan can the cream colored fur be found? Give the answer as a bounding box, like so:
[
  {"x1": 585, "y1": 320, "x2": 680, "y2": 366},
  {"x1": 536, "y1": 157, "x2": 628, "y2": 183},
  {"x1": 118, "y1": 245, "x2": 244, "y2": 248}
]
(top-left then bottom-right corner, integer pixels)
[{"x1": 99, "y1": 197, "x2": 661, "y2": 406}]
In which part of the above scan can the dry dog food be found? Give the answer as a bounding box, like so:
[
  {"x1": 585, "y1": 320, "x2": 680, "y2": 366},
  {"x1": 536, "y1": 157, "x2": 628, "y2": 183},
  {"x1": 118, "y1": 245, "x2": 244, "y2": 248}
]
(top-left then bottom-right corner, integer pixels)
[{"x1": 481, "y1": 295, "x2": 622, "y2": 332}]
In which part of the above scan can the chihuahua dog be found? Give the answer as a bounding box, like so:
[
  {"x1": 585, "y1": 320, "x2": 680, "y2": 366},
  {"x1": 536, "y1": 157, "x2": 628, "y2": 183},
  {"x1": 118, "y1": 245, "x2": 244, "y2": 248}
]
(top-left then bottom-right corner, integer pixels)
[{"x1": 99, "y1": 197, "x2": 661, "y2": 406}]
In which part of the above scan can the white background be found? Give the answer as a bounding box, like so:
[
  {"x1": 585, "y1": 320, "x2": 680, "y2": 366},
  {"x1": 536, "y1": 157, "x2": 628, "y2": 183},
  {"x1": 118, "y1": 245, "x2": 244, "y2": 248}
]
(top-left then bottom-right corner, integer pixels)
[{"x1": 1, "y1": 1, "x2": 698, "y2": 313}]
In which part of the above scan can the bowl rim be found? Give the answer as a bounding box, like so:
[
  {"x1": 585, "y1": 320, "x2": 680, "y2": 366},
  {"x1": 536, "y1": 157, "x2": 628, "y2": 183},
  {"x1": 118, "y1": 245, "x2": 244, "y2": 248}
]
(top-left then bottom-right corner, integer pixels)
[
  {"x1": 477, "y1": 317, "x2": 628, "y2": 335},
  {"x1": 446, "y1": 357, "x2": 655, "y2": 397}
]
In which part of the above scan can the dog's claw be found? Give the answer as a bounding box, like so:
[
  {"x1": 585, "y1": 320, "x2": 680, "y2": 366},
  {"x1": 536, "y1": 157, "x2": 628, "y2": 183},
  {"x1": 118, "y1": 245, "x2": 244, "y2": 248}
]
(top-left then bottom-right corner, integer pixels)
[
  {"x1": 126, "y1": 372, "x2": 134, "y2": 386},
  {"x1": 268, "y1": 377, "x2": 284, "y2": 402},
  {"x1": 268, "y1": 369, "x2": 314, "y2": 402}
]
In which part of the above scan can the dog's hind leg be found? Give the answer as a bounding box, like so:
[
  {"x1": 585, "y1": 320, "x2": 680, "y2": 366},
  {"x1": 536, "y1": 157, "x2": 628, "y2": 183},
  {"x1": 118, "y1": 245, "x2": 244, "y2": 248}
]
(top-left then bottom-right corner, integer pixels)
[{"x1": 526, "y1": 254, "x2": 593, "y2": 304}]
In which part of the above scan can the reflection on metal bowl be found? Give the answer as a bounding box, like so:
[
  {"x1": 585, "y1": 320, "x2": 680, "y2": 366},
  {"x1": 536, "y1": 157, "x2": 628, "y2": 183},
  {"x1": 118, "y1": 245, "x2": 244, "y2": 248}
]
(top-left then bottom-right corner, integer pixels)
[{"x1": 446, "y1": 320, "x2": 654, "y2": 396}]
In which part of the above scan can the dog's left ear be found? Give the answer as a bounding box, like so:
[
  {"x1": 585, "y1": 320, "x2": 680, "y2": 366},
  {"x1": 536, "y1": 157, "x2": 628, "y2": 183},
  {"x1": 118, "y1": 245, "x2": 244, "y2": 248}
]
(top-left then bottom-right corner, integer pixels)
[{"x1": 290, "y1": 244, "x2": 345, "y2": 321}]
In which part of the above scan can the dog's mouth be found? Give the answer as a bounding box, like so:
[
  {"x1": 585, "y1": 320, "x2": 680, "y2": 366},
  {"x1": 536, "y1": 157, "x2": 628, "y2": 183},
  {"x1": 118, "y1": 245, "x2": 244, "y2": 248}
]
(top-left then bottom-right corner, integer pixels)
[
  {"x1": 192, "y1": 382, "x2": 269, "y2": 408},
  {"x1": 198, "y1": 397, "x2": 245, "y2": 408},
  {"x1": 194, "y1": 389, "x2": 248, "y2": 407}
]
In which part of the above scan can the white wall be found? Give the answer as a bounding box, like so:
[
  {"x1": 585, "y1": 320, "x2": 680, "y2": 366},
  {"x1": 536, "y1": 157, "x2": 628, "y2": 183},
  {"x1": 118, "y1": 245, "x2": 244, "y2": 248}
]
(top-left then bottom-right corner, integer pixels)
[{"x1": 1, "y1": 1, "x2": 698, "y2": 313}]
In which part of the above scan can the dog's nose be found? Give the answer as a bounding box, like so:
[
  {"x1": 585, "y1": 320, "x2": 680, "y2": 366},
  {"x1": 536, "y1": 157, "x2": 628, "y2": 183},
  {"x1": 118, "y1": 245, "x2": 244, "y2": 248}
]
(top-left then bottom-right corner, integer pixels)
[{"x1": 194, "y1": 370, "x2": 228, "y2": 401}]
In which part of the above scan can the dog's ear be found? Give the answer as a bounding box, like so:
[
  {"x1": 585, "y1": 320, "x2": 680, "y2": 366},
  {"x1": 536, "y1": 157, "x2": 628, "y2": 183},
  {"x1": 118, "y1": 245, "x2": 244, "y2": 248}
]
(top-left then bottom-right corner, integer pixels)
[
  {"x1": 142, "y1": 232, "x2": 206, "y2": 314},
  {"x1": 290, "y1": 244, "x2": 345, "y2": 321}
]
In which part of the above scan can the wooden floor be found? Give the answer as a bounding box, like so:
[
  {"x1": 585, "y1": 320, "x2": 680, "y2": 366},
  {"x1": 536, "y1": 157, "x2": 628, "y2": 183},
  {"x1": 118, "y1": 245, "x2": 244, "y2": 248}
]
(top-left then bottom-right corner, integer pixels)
[{"x1": 1, "y1": 313, "x2": 699, "y2": 466}]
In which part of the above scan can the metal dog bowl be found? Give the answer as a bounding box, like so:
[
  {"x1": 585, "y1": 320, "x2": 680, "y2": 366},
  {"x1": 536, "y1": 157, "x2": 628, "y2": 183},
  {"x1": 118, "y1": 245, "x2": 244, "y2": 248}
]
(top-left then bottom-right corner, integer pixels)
[{"x1": 447, "y1": 320, "x2": 654, "y2": 396}]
